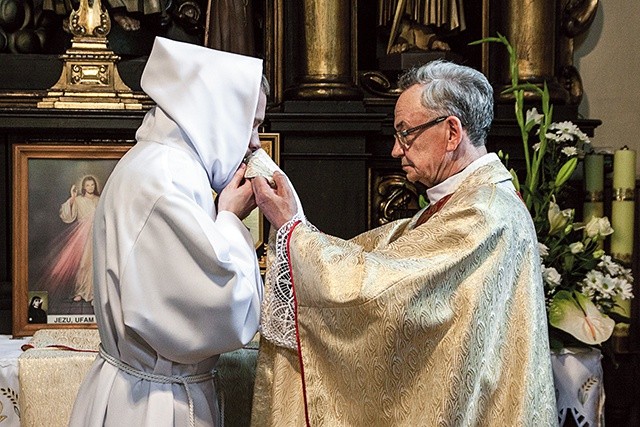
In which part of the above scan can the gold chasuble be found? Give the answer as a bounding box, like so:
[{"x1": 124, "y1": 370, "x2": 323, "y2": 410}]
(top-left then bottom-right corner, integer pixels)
[{"x1": 252, "y1": 159, "x2": 557, "y2": 426}]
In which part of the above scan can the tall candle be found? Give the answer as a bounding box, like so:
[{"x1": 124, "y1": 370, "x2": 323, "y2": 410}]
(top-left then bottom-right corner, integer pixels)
[
  {"x1": 610, "y1": 147, "x2": 637, "y2": 261},
  {"x1": 610, "y1": 147, "x2": 636, "y2": 319},
  {"x1": 613, "y1": 148, "x2": 637, "y2": 190},
  {"x1": 583, "y1": 154, "x2": 604, "y2": 222},
  {"x1": 611, "y1": 201, "x2": 635, "y2": 263},
  {"x1": 584, "y1": 154, "x2": 604, "y2": 193}
]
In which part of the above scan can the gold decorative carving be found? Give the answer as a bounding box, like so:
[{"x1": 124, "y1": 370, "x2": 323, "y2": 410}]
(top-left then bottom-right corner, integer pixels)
[
  {"x1": 359, "y1": 71, "x2": 402, "y2": 98},
  {"x1": 371, "y1": 171, "x2": 421, "y2": 226},
  {"x1": 613, "y1": 188, "x2": 635, "y2": 201},
  {"x1": 611, "y1": 252, "x2": 633, "y2": 265},
  {"x1": 557, "y1": 0, "x2": 599, "y2": 105},
  {"x1": 584, "y1": 190, "x2": 603, "y2": 202},
  {"x1": 37, "y1": 0, "x2": 144, "y2": 110},
  {"x1": 383, "y1": 0, "x2": 465, "y2": 55}
]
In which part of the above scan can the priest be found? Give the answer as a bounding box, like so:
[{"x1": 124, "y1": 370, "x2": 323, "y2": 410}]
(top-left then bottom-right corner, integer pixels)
[{"x1": 250, "y1": 60, "x2": 557, "y2": 426}]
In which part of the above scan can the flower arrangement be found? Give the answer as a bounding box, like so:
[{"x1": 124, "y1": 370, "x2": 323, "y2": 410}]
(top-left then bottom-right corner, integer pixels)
[{"x1": 472, "y1": 34, "x2": 634, "y2": 349}]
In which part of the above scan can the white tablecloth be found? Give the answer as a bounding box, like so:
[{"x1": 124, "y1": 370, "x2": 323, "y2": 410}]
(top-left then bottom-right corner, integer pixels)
[
  {"x1": 552, "y1": 347, "x2": 605, "y2": 427},
  {"x1": 0, "y1": 336, "x2": 31, "y2": 427}
]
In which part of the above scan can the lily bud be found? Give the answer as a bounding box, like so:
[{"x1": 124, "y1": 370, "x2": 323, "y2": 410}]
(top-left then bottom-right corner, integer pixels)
[{"x1": 548, "y1": 201, "x2": 573, "y2": 235}]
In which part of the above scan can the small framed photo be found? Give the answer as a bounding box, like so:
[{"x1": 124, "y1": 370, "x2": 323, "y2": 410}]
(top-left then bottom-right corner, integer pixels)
[{"x1": 12, "y1": 144, "x2": 132, "y2": 337}]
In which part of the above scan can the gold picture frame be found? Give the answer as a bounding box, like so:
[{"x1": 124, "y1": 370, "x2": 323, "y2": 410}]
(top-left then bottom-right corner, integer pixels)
[
  {"x1": 244, "y1": 133, "x2": 280, "y2": 271},
  {"x1": 12, "y1": 144, "x2": 133, "y2": 337}
]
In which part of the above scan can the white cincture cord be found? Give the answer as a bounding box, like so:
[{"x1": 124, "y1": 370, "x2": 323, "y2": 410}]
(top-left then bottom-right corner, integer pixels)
[{"x1": 99, "y1": 344, "x2": 217, "y2": 427}]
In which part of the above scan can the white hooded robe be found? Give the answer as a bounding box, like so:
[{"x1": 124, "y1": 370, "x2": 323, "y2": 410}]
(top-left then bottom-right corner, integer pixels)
[{"x1": 69, "y1": 37, "x2": 264, "y2": 427}]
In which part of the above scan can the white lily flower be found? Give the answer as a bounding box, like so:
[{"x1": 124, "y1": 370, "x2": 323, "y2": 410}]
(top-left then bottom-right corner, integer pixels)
[
  {"x1": 548, "y1": 201, "x2": 573, "y2": 235},
  {"x1": 526, "y1": 108, "x2": 544, "y2": 127}
]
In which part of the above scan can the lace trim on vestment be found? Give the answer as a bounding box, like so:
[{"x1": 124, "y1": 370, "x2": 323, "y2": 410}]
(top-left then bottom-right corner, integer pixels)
[{"x1": 259, "y1": 214, "x2": 314, "y2": 350}]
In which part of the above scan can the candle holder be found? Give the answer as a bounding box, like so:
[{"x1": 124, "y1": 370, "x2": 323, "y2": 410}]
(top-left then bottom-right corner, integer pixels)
[{"x1": 37, "y1": 0, "x2": 144, "y2": 110}]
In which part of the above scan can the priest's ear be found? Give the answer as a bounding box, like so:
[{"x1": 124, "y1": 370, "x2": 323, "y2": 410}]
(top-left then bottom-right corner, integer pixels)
[{"x1": 445, "y1": 116, "x2": 464, "y2": 152}]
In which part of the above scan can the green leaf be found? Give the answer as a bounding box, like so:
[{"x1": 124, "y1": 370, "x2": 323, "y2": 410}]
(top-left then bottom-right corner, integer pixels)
[
  {"x1": 563, "y1": 254, "x2": 575, "y2": 272},
  {"x1": 548, "y1": 290, "x2": 615, "y2": 345},
  {"x1": 418, "y1": 194, "x2": 428, "y2": 209},
  {"x1": 469, "y1": 37, "x2": 503, "y2": 45},
  {"x1": 509, "y1": 168, "x2": 520, "y2": 192}
]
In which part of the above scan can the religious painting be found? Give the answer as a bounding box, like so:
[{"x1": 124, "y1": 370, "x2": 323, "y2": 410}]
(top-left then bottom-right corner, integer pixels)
[{"x1": 12, "y1": 144, "x2": 132, "y2": 337}]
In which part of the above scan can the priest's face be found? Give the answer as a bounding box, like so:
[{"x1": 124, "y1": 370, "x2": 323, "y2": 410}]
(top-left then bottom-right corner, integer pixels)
[
  {"x1": 392, "y1": 84, "x2": 450, "y2": 187},
  {"x1": 247, "y1": 91, "x2": 267, "y2": 156}
]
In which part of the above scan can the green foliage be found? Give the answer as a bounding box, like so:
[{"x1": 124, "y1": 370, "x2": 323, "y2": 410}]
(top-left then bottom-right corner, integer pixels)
[{"x1": 473, "y1": 34, "x2": 633, "y2": 348}]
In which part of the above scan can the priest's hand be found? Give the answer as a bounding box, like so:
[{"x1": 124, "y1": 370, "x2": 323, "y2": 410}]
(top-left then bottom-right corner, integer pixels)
[
  {"x1": 252, "y1": 171, "x2": 298, "y2": 229},
  {"x1": 218, "y1": 163, "x2": 257, "y2": 220}
]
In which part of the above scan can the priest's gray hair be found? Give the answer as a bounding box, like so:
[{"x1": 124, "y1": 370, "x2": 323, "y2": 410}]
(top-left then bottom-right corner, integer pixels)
[
  {"x1": 398, "y1": 60, "x2": 493, "y2": 147},
  {"x1": 261, "y1": 74, "x2": 271, "y2": 97}
]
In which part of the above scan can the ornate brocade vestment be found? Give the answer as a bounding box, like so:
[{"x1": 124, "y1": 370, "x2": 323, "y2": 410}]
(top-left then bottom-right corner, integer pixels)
[{"x1": 252, "y1": 159, "x2": 557, "y2": 426}]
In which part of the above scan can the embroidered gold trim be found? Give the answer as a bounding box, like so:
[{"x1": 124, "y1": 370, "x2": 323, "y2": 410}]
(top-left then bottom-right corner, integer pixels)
[{"x1": 613, "y1": 188, "x2": 635, "y2": 201}]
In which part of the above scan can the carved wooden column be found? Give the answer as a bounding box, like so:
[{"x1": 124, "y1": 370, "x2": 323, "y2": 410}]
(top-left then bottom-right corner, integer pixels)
[
  {"x1": 286, "y1": 0, "x2": 361, "y2": 100},
  {"x1": 497, "y1": 0, "x2": 569, "y2": 103}
]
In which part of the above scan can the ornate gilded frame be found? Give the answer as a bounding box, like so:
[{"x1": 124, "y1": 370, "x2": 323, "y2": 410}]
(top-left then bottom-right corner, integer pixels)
[
  {"x1": 12, "y1": 144, "x2": 132, "y2": 337},
  {"x1": 245, "y1": 133, "x2": 280, "y2": 270}
]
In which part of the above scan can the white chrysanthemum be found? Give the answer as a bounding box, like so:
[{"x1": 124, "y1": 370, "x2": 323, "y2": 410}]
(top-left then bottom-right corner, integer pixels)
[
  {"x1": 558, "y1": 132, "x2": 575, "y2": 142},
  {"x1": 581, "y1": 286, "x2": 595, "y2": 299},
  {"x1": 532, "y1": 142, "x2": 541, "y2": 151},
  {"x1": 583, "y1": 269, "x2": 604, "y2": 287},
  {"x1": 600, "y1": 275, "x2": 618, "y2": 298},
  {"x1": 561, "y1": 146, "x2": 578, "y2": 156},
  {"x1": 574, "y1": 129, "x2": 591, "y2": 144},
  {"x1": 598, "y1": 255, "x2": 617, "y2": 274},
  {"x1": 545, "y1": 132, "x2": 561, "y2": 142},
  {"x1": 616, "y1": 279, "x2": 634, "y2": 300},
  {"x1": 550, "y1": 121, "x2": 580, "y2": 134}
]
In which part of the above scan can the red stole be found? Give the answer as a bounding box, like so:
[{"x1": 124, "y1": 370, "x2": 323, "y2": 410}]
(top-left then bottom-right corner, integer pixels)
[{"x1": 415, "y1": 193, "x2": 453, "y2": 227}]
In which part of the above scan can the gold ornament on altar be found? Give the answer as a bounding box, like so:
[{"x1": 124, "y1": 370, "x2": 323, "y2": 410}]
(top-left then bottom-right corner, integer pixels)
[{"x1": 37, "y1": 0, "x2": 144, "y2": 109}]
